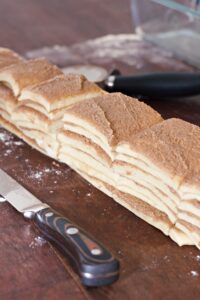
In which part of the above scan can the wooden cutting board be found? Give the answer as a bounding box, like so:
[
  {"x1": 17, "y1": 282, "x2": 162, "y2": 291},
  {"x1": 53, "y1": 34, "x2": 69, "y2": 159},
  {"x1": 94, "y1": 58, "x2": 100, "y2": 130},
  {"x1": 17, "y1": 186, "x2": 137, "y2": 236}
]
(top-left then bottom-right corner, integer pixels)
[{"x1": 1, "y1": 40, "x2": 200, "y2": 300}]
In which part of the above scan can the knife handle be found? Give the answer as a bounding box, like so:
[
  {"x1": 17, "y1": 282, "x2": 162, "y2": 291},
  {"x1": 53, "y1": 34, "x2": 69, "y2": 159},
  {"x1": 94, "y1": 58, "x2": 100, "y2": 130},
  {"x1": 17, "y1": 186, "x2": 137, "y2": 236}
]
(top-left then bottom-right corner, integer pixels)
[
  {"x1": 34, "y1": 207, "x2": 119, "y2": 287},
  {"x1": 105, "y1": 72, "x2": 200, "y2": 98}
]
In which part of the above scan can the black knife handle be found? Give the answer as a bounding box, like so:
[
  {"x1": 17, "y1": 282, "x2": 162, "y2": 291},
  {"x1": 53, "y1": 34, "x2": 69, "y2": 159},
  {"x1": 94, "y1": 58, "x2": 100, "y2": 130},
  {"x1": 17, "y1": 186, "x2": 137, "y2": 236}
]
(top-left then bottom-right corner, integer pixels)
[
  {"x1": 106, "y1": 73, "x2": 200, "y2": 98},
  {"x1": 34, "y1": 207, "x2": 119, "y2": 287}
]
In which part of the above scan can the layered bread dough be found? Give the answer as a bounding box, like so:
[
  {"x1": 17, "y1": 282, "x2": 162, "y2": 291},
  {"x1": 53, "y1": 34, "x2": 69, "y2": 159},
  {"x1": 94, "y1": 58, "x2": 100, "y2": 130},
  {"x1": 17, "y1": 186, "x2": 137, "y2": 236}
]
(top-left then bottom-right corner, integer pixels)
[
  {"x1": 114, "y1": 118, "x2": 200, "y2": 246},
  {"x1": 58, "y1": 97, "x2": 197, "y2": 247},
  {"x1": 0, "y1": 48, "x2": 23, "y2": 126},
  {"x1": 0, "y1": 115, "x2": 46, "y2": 154},
  {"x1": 0, "y1": 58, "x2": 63, "y2": 96},
  {"x1": 1, "y1": 48, "x2": 200, "y2": 249},
  {"x1": 0, "y1": 48, "x2": 24, "y2": 69},
  {"x1": 0, "y1": 84, "x2": 17, "y2": 123},
  {"x1": 13, "y1": 74, "x2": 104, "y2": 157}
]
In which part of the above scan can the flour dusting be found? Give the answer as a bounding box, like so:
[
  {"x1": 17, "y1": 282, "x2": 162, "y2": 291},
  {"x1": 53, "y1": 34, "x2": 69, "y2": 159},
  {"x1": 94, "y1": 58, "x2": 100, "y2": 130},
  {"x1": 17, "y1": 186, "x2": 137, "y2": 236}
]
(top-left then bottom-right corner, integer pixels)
[
  {"x1": 1, "y1": 130, "x2": 25, "y2": 160},
  {"x1": 190, "y1": 270, "x2": 199, "y2": 277},
  {"x1": 0, "y1": 128, "x2": 70, "y2": 185},
  {"x1": 4, "y1": 149, "x2": 12, "y2": 156},
  {"x1": 29, "y1": 236, "x2": 46, "y2": 248},
  {"x1": 0, "y1": 131, "x2": 12, "y2": 142},
  {"x1": 142, "y1": 258, "x2": 159, "y2": 271},
  {"x1": 27, "y1": 161, "x2": 70, "y2": 184},
  {"x1": 55, "y1": 170, "x2": 62, "y2": 175},
  {"x1": 196, "y1": 255, "x2": 200, "y2": 262},
  {"x1": 13, "y1": 141, "x2": 24, "y2": 146},
  {"x1": 30, "y1": 171, "x2": 43, "y2": 180},
  {"x1": 52, "y1": 161, "x2": 60, "y2": 168},
  {"x1": 163, "y1": 255, "x2": 170, "y2": 263}
]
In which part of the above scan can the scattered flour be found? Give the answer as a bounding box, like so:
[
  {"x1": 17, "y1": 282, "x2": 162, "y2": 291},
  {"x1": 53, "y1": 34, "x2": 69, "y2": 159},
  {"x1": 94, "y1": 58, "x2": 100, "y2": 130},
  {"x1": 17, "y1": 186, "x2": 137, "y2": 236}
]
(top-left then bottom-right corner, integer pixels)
[
  {"x1": 55, "y1": 170, "x2": 62, "y2": 175},
  {"x1": 29, "y1": 236, "x2": 46, "y2": 248},
  {"x1": 163, "y1": 255, "x2": 170, "y2": 263},
  {"x1": 1, "y1": 130, "x2": 25, "y2": 159},
  {"x1": 52, "y1": 161, "x2": 60, "y2": 168},
  {"x1": 31, "y1": 171, "x2": 43, "y2": 180},
  {"x1": 13, "y1": 140, "x2": 24, "y2": 146},
  {"x1": 190, "y1": 270, "x2": 199, "y2": 277},
  {"x1": 5, "y1": 140, "x2": 24, "y2": 147},
  {"x1": 0, "y1": 132, "x2": 12, "y2": 142},
  {"x1": 0, "y1": 130, "x2": 70, "y2": 187},
  {"x1": 0, "y1": 131, "x2": 24, "y2": 147},
  {"x1": 27, "y1": 164, "x2": 70, "y2": 184},
  {"x1": 196, "y1": 255, "x2": 200, "y2": 262},
  {"x1": 4, "y1": 149, "x2": 13, "y2": 156},
  {"x1": 0, "y1": 131, "x2": 70, "y2": 183},
  {"x1": 142, "y1": 258, "x2": 159, "y2": 271}
]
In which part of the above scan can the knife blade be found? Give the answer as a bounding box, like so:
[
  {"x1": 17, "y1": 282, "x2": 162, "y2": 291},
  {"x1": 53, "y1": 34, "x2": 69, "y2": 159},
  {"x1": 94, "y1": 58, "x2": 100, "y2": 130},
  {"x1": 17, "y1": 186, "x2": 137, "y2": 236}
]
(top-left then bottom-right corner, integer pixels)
[{"x1": 0, "y1": 169, "x2": 120, "y2": 287}]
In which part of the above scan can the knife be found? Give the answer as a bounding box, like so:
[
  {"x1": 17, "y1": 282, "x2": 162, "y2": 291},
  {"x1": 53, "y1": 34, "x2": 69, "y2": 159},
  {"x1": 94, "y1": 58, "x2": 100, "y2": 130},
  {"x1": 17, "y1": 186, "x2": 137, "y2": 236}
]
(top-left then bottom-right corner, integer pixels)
[
  {"x1": 62, "y1": 65, "x2": 200, "y2": 98},
  {"x1": 0, "y1": 169, "x2": 120, "y2": 287}
]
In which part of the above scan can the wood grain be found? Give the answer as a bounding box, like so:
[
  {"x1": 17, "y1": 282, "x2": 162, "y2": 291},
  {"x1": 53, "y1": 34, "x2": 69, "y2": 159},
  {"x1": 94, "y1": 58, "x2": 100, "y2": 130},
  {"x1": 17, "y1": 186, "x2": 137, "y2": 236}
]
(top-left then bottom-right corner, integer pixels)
[
  {"x1": 1, "y1": 1, "x2": 200, "y2": 300},
  {"x1": 1, "y1": 130, "x2": 200, "y2": 300}
]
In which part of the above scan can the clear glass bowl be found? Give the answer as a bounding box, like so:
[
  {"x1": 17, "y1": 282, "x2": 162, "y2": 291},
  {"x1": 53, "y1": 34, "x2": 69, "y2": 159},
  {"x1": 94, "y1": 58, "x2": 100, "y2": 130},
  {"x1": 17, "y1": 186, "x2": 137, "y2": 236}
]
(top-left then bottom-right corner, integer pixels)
[{"x1": 130, "y1": 0, "x2": 200, "y2": 67}]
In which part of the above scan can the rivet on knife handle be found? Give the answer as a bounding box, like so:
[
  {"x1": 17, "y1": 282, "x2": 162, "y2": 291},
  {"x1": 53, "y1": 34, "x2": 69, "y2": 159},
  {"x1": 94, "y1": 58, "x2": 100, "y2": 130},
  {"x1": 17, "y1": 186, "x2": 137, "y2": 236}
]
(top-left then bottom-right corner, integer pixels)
[{"x1": 34, "y1": 207, "x2": 120, "y2": 287}]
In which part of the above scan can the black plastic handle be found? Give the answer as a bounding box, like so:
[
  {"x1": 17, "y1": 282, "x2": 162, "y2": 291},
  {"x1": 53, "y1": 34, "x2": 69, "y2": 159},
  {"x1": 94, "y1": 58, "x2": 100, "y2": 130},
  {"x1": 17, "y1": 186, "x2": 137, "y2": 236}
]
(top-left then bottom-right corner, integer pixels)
[
  {"x1": 106, "y1": 72, "x2": 200, "y2": 98},
  {"x1": 34, "y1": 207, "x2": 119, "y2": 287}
]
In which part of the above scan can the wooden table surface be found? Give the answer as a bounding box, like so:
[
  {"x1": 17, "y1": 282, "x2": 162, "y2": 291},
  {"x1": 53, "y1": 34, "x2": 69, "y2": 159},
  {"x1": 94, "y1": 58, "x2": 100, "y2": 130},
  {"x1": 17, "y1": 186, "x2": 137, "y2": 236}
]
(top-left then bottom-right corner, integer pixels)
[{"x1": 1, "y1": 1, "x2": 200, "y2": 300}]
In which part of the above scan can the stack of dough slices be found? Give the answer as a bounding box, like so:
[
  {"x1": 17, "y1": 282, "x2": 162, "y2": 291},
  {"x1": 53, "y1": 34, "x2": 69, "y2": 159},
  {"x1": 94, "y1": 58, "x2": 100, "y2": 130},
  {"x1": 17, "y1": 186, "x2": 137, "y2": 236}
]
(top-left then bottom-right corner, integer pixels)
[
  {"x1": 58, "y1": 92, "x2": 162, "y2": 188},
  {"x1": 58, "y1": 96, "x2": 200, "y2": 247},
  {"x1": 13, "y1": 74, "x2": 104, "y2": 157},
  {"x1": 0, "y1": 48, "x2": 24, "y2": 131},
  {"x1": 1, "y1": 48, "x2": 200, "y2": 249},
  {"x1": 114, "y1": 118, "x2": 200, "y2": 246},
  {"x1": 0, "y1": 48, "x2": 63, "y2": 150},
  {"x1": 0, "y1": 48, "x2": 103, "y2": 156}
]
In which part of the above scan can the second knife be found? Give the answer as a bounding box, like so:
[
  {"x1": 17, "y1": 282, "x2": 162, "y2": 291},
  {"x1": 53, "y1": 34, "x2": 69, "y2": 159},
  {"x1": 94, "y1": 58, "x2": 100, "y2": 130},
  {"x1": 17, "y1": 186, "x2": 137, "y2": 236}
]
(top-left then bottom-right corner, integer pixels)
[{"x1": 63, "y1": 65, "x2": 200, "y2": 98}]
